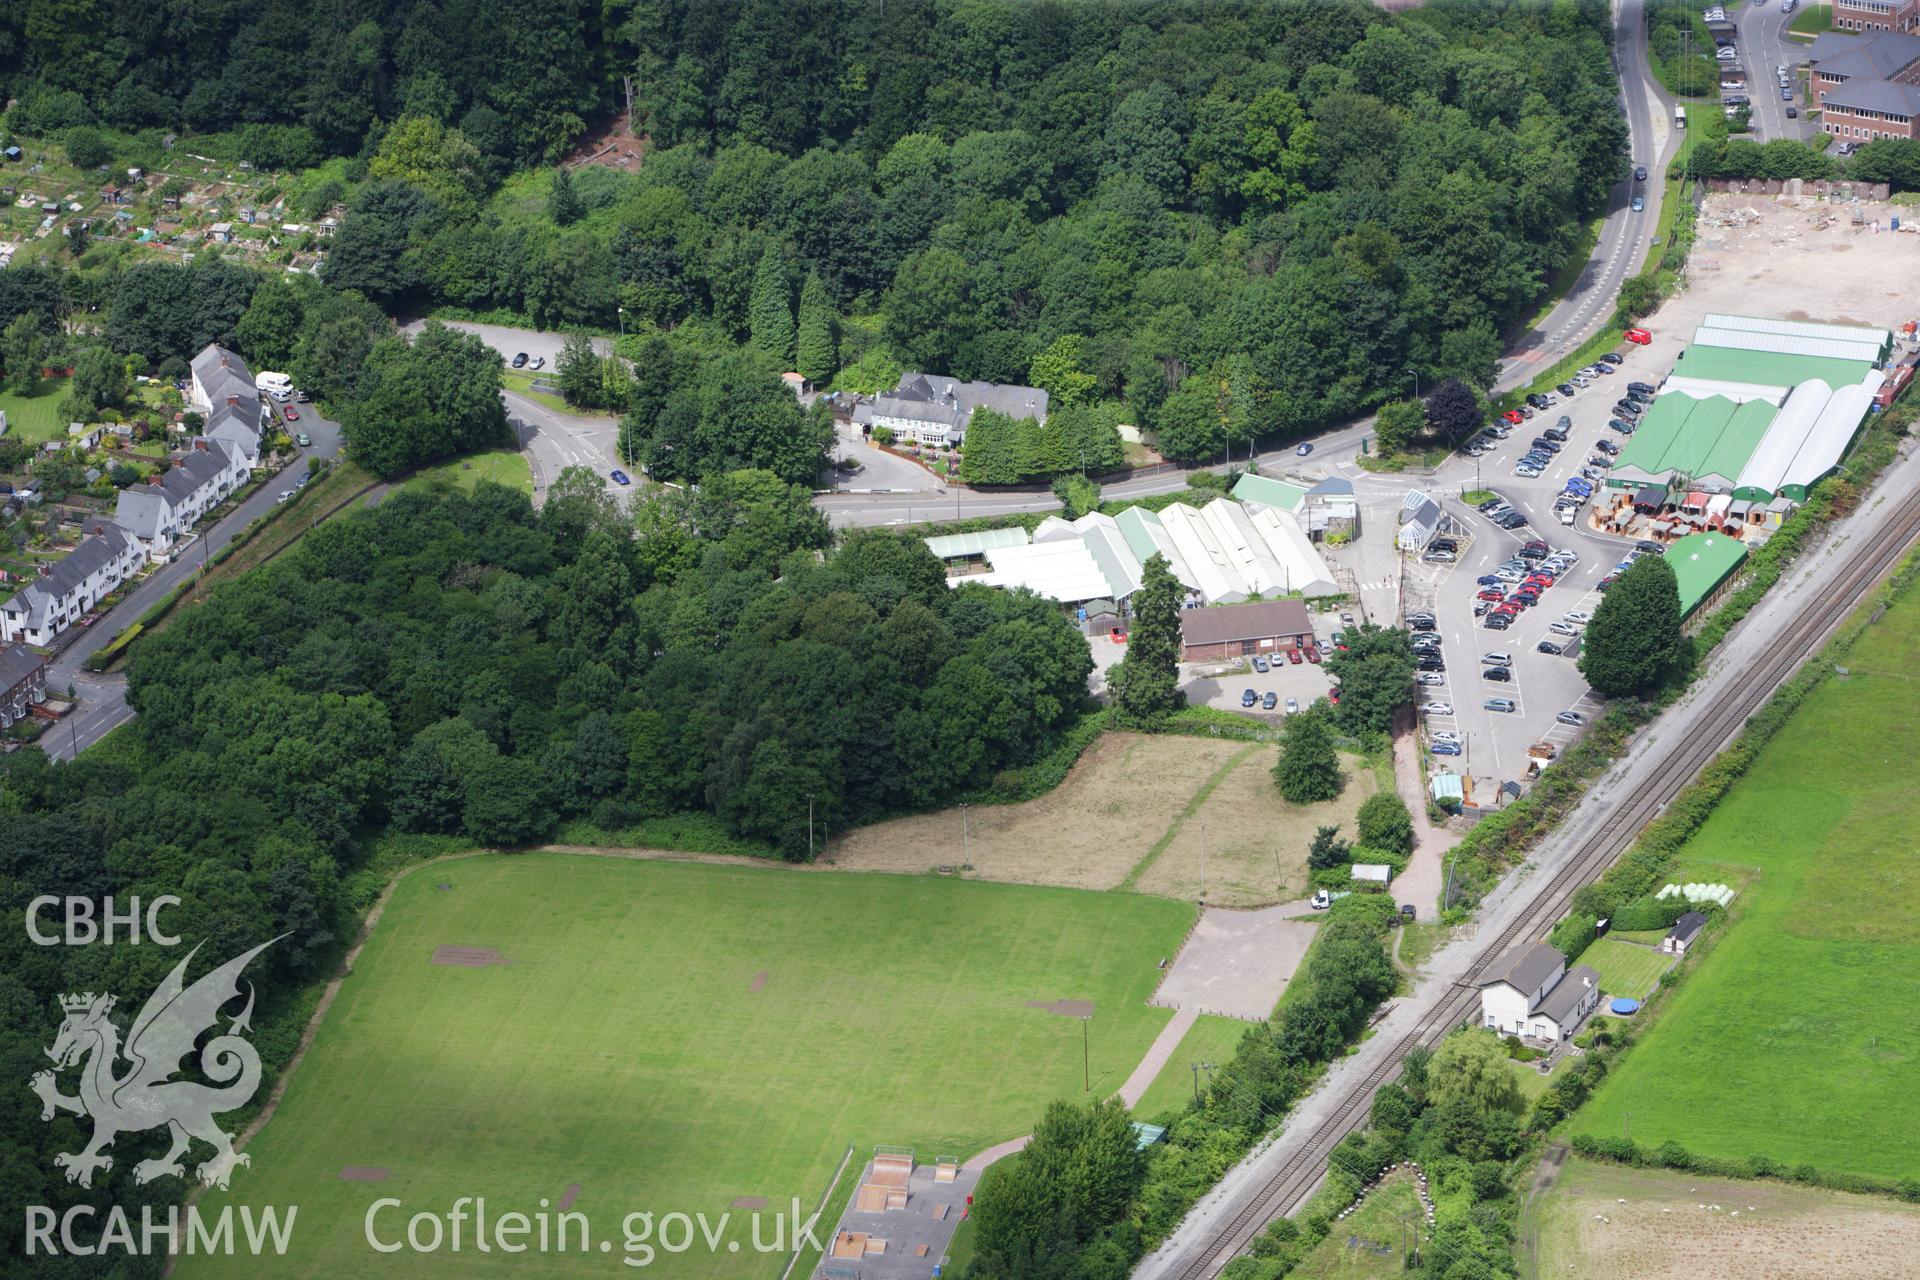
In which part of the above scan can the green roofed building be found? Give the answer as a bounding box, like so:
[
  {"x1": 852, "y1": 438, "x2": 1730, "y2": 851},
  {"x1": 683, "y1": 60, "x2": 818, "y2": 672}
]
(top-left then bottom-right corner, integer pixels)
[
  {"x1": 1666, "y1": 346, "x2": 1876, "y2": 397},
  {"x1": 1231, "y1": 473, "x2": 1308, "y2": 513},
  {"x1": 1609, "y1": 395, "x2": 1777, "y2": 493},
  {"x1": 1667, "y1": 531, "x2": 1748, "y2": 620}
]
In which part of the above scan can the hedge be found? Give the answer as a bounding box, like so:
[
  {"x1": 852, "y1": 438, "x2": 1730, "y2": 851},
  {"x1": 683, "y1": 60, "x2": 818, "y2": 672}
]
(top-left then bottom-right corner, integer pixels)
[{"x1": 1568, "y1": 1133, "x2": 1920, "y2": 1203}]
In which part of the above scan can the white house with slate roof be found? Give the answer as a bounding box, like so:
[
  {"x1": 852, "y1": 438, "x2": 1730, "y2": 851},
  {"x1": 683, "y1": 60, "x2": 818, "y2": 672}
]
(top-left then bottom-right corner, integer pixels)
[
  {"x1": 189, "y1": 342, "x2": 265, "y2": 465},
  {"x1": 856, "y1": 373, "x2": 1050, "y2": 448},
  {"x1": 0, "y1": 524, "x2": 143, "y2": 646},
  {"x1": 113, "y1": 437, "x2": 250, "y2": 554},
  {"x1": 1477, "y1": 941, "x2": 1601, "y2": 1042}
]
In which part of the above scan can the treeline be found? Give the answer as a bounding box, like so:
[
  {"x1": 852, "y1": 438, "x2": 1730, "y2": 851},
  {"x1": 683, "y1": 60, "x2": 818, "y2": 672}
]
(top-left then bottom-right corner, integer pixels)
[
  {"x1": 967, "y1": 909, "x2": 1396, "y2": 1279},
  {"x1": 1687, "y1": 136, "x2": 1920, "y2": 191},
  {"x1": 203, "y1": 0, "x2": 1628, "y2": 473}
]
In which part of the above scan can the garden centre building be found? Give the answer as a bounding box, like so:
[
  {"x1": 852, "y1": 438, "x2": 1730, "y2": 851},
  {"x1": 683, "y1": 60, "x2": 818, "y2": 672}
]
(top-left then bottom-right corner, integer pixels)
[{"x1": 1607, "y1": 316, "x2": 1891, "y2": 513}]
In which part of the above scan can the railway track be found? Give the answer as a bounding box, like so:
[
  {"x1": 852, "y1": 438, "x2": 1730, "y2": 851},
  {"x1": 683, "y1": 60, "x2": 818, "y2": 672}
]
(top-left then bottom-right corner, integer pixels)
[{"x1": 1168, "y1": 481, "x2": 1920, "y2": 1280}]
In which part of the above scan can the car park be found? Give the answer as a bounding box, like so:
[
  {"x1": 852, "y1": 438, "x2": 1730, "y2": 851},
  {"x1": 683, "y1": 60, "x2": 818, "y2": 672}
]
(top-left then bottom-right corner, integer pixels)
[
  {"x1": 1262, "y1": 692, "x2": 1278, "y2": 710},
  {"x1": 1483, "y1": 698, "x2": 1516, "y2": 713},
  {"x1": 1241, "y1": 689, "x2": 1258, "y2": 707}
]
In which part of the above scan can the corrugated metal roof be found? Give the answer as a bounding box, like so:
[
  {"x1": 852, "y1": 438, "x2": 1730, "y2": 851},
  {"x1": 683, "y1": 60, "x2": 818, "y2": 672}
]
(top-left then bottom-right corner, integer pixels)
[
  {"x1": 1668, "y1": 532, "x2": 1748, "y2": 617},
  {"x1": 1670, "y1": 345, "x2": 1877, "y2": 392},
  {"x1": 1230, "y1": 473, "x2": 1308, "y2": 512},
  {"x1": 1612, "y1": 394, "x2": 1776, "y2": 490},
  {"x1": 1700, "y1": 313, "x2": 1892, "y2": 349},
  {"x1": 1692, "y1": 327, "x2": 1886, "y2": 364}
]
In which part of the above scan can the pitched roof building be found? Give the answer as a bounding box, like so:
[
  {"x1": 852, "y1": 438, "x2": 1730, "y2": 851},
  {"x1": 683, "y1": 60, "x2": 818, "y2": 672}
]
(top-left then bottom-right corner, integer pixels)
[
  {"x1": 0, "y1": 642, "x2": 48, "y2": 728},
  {"x1": 855, "y1": 373, "x2": 1049, "y2": 447},
  {"x1": 1809, "y1": 31, "x2": 1920, "y2": 140},
  {"x1": 113, "y1": 438, "x2": 250, "y2": 549},
  {"x1": 1477, "y1": 941, "x2": 1601, "y2": 1042},
  {"x1": 1178, "y1": 599, "x2": 1315, "y2": 661},
  {"x1": 0, "y1": 524, "x2": 142, "y2": 647}
]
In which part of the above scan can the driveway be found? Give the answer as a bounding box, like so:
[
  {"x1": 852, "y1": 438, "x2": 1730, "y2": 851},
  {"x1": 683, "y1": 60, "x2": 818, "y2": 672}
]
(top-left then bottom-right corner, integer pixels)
[{"x1": 39, "y1": 405, "x2": 346, "y2": 760}]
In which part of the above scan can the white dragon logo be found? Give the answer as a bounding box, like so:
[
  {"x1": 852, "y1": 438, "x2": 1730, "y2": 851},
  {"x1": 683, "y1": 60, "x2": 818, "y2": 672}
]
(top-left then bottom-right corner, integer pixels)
[{"x1": 30, "y1": 936, "x2": 281, "y2": 1190}]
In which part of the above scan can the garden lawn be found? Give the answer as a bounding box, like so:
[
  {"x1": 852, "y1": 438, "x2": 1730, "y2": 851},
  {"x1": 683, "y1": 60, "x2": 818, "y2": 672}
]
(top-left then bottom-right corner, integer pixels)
[
  {"x1": 179, "y1": 854, "x2": 1194, "y2": 1279},
  {"x1": 402, "y1": 447, "x2": 532, "y2": 496},
  {"x1": 1581, "y1": 939, "x2": 1673, "y2": 1002},
  {"x1": 1576, "y1": 589, "x2": 1920, "y2": 1180},
  {"x1": 0, "y1": 376, "x2": 74, "y2": 445}
]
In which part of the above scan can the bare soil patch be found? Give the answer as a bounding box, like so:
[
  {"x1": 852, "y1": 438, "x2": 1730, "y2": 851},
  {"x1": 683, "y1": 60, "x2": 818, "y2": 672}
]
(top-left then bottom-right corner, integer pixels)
[
  {"x1": 731, "y1": 1196, "x2": 768, "y2": 1211},
  {"x1": 1535, "y1": 1157, "x2": 1920, "y2": 1280},
  {"x1": 430, "y1": 945, "x2": 508, "y2": 967},
  {"x1": 1133, "y1": 750, "x2": 1376, "y2": 906},
  {"x1": 1151, "y1": 905, "x2": 1318, "y2": 1020},
  {"x1": 1025, "y1": 999, "x2": 1095, "y2": 1018},
  {"x1": 338, "y1": 1167, "x2": 389, "y2": 1182},
  {"x1": 831, "y1": 734, "x2": 1248, "y2": 890},
  {"x1": 1659, "y1": 194, "x2": 1920, "y2": 337}
]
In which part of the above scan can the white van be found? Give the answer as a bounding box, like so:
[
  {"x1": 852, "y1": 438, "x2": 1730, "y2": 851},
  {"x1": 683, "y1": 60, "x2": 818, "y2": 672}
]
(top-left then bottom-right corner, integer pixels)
[{"x1": 255, "y1": 370, "x2": 293, "y2": 394}]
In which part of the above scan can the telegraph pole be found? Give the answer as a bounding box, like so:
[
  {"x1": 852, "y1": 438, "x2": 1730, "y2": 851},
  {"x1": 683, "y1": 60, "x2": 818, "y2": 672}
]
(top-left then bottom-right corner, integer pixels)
[{"x1": 807, "y1": 794, "x2": 814, "y2": 861}]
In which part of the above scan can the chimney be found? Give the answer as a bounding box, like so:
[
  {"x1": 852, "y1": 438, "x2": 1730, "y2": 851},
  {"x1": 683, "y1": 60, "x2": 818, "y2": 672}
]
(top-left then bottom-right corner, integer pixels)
[
  {"x1": 227, "y1": 395, "x2": 238, "y2": 407},
  {"x1": 220, "y1": 354, "x2": 229, "y2": 369},
  {"x1": 148, "y1": 474, "x2": 163, "y2": 486},
  {"x1": 193, "y1": 439, "x2": 207, "y2": 451}
]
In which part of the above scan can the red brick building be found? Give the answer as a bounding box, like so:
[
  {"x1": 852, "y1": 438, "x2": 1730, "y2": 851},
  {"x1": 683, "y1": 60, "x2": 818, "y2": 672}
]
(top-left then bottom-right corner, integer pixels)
[
  {"x1": 1808, "y1": 31, "x2": 1920, "y2": 141},
  {"x1": 1832, "y1": 0, "x2": 1918, "y2": 33}
]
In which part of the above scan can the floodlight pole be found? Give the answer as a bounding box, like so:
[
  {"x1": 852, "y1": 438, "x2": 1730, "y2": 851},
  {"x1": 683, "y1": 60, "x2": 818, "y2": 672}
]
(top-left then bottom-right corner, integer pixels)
[
  {"x1": 1081, "y1": 1015, "x2": 1091, "y2": 1093},
  {"x1": 808, "y1": 794, "x2": 814, "y2": 861},
  {"x1": 962, "y1": 802, "x2": 971, "y2": 872}
]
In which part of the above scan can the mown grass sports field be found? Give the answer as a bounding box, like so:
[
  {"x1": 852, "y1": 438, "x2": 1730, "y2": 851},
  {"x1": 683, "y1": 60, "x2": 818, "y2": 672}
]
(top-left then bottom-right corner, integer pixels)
[
  {"x1": 180, "y1": 854, "x2": 1193, "y2": 1279},
  {"x1": 1577, "y1": 587, "x2": 1920, "y2": 1180}
]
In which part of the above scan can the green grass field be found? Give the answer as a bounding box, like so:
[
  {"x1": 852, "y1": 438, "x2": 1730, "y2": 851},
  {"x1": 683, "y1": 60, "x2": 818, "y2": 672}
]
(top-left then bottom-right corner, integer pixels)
[
  {"x1": 1131, "y1": 1014, "x2": 1251, "y2": 1122},
  {"x1": 402, "y1": 447, "x2": 533, "y2": 496},
  {"x1": 1577, "y1": 588, "x2": 1920, "y2": 1180},
  {"x1": 0, "y1": 376, "x2": 75, "y2": 445},
  {"x1": 1290, "y1": 1174, "x2": 1422, "y2": 1279},
  {"x1": 181, "y1": 854, "x2": 1194, "y2": 1279},
  {"x1": 1581, "y1": 938, "x2": 1673, "y2": 1002}
]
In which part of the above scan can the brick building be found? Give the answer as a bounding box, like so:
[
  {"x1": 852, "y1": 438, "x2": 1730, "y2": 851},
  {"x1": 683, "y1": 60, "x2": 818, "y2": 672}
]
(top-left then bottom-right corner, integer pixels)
[
  {"x1": 1832, "y1": 0, "x2": 1918, "y2": 33},
  {"x1": 1808, "y1": 32, "x2": 1920, "y2": 141},
  {"x1": 1177, "y1": 598, "x2": 1315, "y2": 662}
]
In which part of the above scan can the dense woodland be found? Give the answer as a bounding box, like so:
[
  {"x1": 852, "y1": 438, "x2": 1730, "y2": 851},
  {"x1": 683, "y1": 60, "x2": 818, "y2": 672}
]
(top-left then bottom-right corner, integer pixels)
[{"x1": 2, "y1": 0, "x2": 1631, "y2": 480}]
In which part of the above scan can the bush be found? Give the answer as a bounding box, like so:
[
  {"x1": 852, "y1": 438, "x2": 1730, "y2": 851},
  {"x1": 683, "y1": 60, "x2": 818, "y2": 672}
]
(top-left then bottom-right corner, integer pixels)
[{"x1": 1355, "y1": 790, "x2": 1414, "y2": 857}]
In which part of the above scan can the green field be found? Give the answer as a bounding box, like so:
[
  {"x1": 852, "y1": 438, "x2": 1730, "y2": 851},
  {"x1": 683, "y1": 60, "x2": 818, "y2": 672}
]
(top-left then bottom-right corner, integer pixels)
[
  {"x1": 1291, "y1": 1174, "x2": 1423, "y2": 1279},
  {"x1": 1581, "y1": 938, "x2": 1673, "y2": 1002},
  {"x1": 1578, "y1": 588, "x2": 1920, "y2": 1179},
  {"x1": 402, "y1": 447, "x2": 533, "y2": 496},
  {"x1": 1131, "y1": 1014, "x2": 1251, "y2": 1121},
  {"x1": 0, "y1": 376, "x2": 75, "y2": 445},
  {"x1": 181, "y1": 854, "x2": 1194, "y2": 1279}
]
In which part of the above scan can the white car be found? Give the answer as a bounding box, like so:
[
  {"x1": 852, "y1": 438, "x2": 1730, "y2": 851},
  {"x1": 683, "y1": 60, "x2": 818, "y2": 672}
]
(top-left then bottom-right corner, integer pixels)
[
  {"x1": 1421, "y1": 701, "x2": 1455, "y2": 717},
  {"x1": 1515, "y1": 466, "x2": 1543, "y2": 478},
  {"x1": 1417, "y1": 671, "x2": 1447, "y2": 686},
  {"x1": 276, "y1": 490, "x2": 294, "y2": 504},
  {"x1": 1549, "y1": 621, "x2": 1581, "y2": 637},
  {"x1": 1562, "y1": 610, "x2": 1592, "y2": 624},
  {"x1": 1431, "y1": 730, "x2": 1462, "y2": 744}
]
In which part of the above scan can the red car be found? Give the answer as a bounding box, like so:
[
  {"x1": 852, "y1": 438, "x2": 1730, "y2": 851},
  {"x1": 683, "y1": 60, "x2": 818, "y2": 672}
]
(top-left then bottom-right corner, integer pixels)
[
  {"x1": 1109, "y1": 627, "x2": 1127, "y2": 643},
  {"x1": 1476, "y1": 589, "x2": 1505, "y2": 602},
  {"x1": 1327, "y1": 685, "x2": 1341, "y2": 703},
  {"x1": 283, "y1": 407, "x2": 299, "y2": 421},
  {"x1": 1305, "y1": 646, "x2": 1322, "y2": 664},
  {"x1": 1624, "y1": 328, "x2": 1652, "y2": 345},
  {"x1": 1525, "y1": 575, "x2": 1555, "y2": 589},
  {"x1": 1501, "y1": 409, "x2": 1526, "y2": 424},
  {"x1": 1287, "y1": 648, "x2": 1303, "y2": 664}
]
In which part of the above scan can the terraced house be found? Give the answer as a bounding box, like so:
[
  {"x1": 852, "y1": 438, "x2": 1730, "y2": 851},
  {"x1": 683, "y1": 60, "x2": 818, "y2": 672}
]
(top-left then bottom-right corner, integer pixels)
[
  {"x1": 112, "y1": 437, "x2": 251, "y2": 555},
  {"x1": 189, "y1": 341, "x2": 267, "y2": 466},
  {"x1": 0, "y1": 524, "x2": 142, "y2": 647}
]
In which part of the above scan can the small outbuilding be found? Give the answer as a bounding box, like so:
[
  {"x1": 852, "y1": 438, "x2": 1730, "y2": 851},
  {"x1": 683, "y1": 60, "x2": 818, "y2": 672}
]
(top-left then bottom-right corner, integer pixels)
[{"x1": 1661, "y1": 910, "x2": 1709, "y2": 955}]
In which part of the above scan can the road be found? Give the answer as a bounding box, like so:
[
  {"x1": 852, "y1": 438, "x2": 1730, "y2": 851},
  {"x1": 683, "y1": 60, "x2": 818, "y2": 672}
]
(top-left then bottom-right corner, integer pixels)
[
  {"x1": 39, "y1": 405, "x2": 345, "y2": 760},
  {"x1": 1137, "y1": 434, "x2": 1920, "y2": 1280},
  {"x1": 1737, "y1": 2, "x2": 1817, "y2": 143}
]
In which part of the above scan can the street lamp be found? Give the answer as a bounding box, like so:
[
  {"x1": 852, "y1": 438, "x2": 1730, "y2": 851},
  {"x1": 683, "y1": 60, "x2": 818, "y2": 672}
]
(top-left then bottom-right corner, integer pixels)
[{"x1": 616, "y1": 305, "x2": 625, "y2": 339}]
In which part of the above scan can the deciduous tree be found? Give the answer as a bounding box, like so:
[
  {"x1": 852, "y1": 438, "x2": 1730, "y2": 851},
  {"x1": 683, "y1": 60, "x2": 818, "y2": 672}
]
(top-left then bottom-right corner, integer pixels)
[
  {"x1": 1108, "y1": 554, "x2": 1185, "y2": 727},
  {"x1": 1274, "y1": 707, "x2": 1342, "y2": 803}
]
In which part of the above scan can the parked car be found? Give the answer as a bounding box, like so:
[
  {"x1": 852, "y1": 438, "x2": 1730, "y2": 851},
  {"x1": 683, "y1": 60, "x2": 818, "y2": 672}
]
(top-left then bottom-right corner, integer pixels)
[
  {"x1": 295, "y1": 432, "x2": 312, "y2": 447},
  {"x1": 1609, "y1": 418, "x2": 1636, "y2": 434},
  {"x1": 1305, "y1": 646, "x2": 1322, "y2": 663},
  {"x1": 529, "y1": 356, "x2": 546, "y2": 370},
  {"x1": 1287, "y1": 648, "x2": 1303, "y2": 664},
  {"x1": 1624, "y1": 328, "x2": 1652, "y2": 344},
  {"x1": 1262, "y1": 692, "x2": 1278, "y2": 711},
  {"x1": 1430, "y1": 742, "x2": 1462, "y2": 757},
  {"x1": 1252, "y1": 655, "x2": 1270, "y2": 673},
  {"x1": 1595, "y1": 439, "x2": 1620, "y2": 455},
  {"x1": 1537, "y1": 639, "x2": 1566, "y2": 655},
  {"x1": 1786, "y1": 106, "x2": 1798, "y2": 118},
  {"x1": 295, "y1": 388, "x2": 313, "y2": 402},
  {"x1": 1550, "y1": 621, "x2": 1580, "y2": 637},
  {"x1": 1295, "y1": 442, "x2": 1313, "y2": 456},
  {"x1": 1483, "y1": 697, "x2": 1517, "y2": 713},
  {"x1": 1562, "y1": 610, "x2": 1592, "y2": 624},
  {"x1": 1502, "y1": 409, "x2": 1526, "y2": 424},
  {"x1": 1557, "y1": 383, "x2": 1577, "y2": 398},
  {"x1": 1483, "y1": 666, "x2": 1512, "y2": 682},
  {"x1": 511, "y1": 352, "x2": 530, "y2": 368},
  {"x1": 1600, "y1": 352, "x2": 1624, "y2": 365},
  {"x1": 276, "y1": 489, "x2": 294, "y2": 503},
  {"x1": 1421, "y1": 702, "x2": 1454, "y2": 717},
  {"x1": 1484, "y1": 614, "x2": 1512, "y2": 631},
  {"x1": 1241, "y1": 689, "x2": 1258, "y2": 707},
  {"x1": 1286, "y1": 697, "x2": 1300, "y2": 715},
  {"x1": 610, "y1": 469, "x2": 632, "y2": 485},
  {"x1": 283, "y1": 407, "x2": 299, "y2": 421},
  {"x1": 1417, "y1": 671, "x2": 1447, "y2": 686},
  {"x1": 1556, "y1": 710, "x2": 1585, "y2": 726}
]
